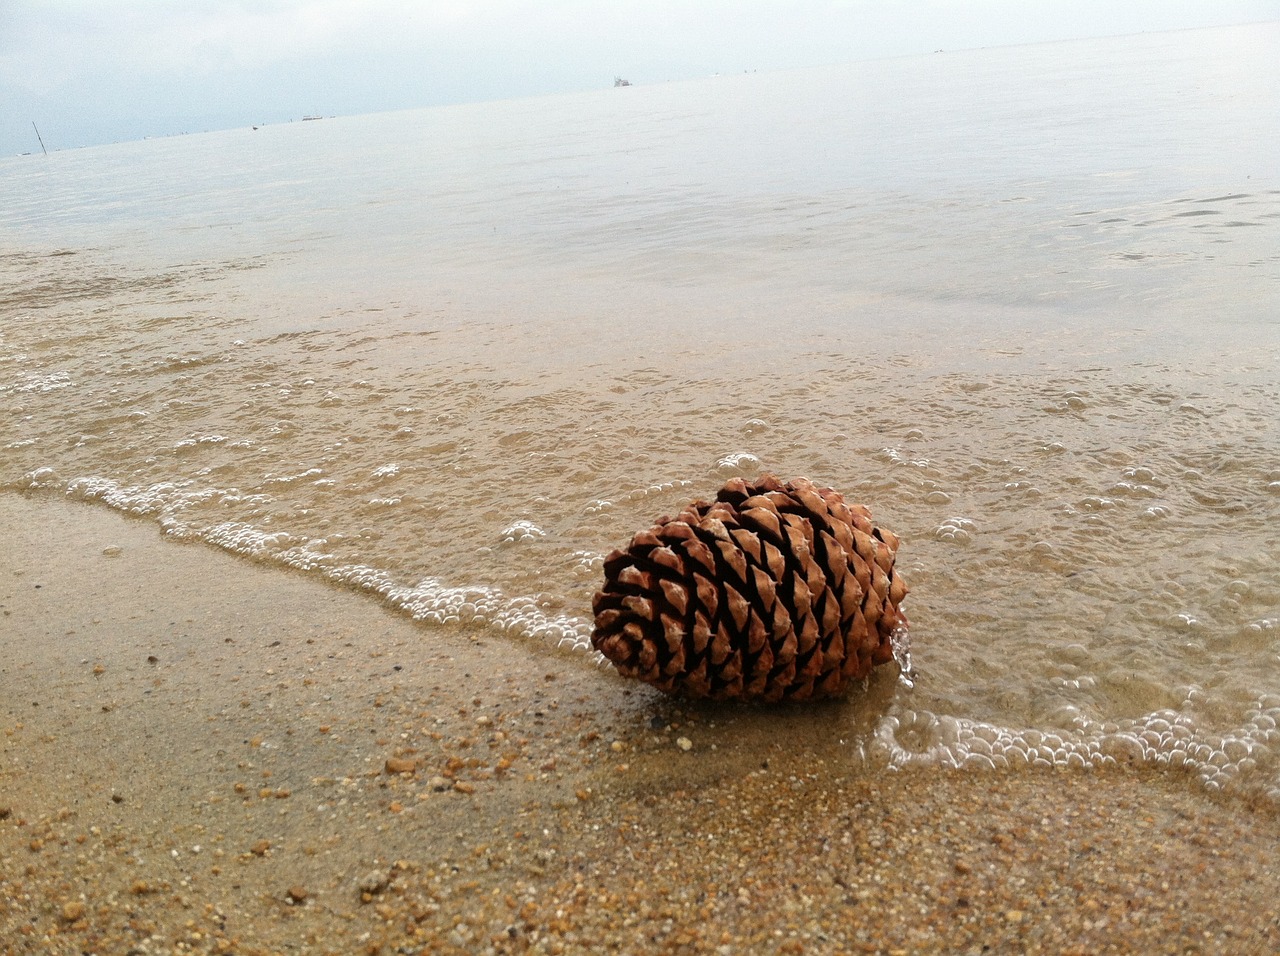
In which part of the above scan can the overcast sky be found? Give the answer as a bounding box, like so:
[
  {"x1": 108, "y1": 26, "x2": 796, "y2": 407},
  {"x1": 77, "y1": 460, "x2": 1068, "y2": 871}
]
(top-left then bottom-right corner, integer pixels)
[{"x1": 2, "y1": 0, "x2": 1278, "y2": 156}]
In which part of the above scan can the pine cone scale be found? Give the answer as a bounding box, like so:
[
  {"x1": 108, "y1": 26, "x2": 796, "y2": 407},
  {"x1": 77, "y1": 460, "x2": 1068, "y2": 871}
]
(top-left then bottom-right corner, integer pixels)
[{"x1": 749, "y1": 566, "x2": 778, "y2": 616}]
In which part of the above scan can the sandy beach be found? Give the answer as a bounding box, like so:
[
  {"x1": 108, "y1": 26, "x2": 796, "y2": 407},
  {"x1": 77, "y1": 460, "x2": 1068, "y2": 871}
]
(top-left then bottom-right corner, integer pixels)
[{"x1": 3, "y1": 493, "x2": 1279, "y2": 955}]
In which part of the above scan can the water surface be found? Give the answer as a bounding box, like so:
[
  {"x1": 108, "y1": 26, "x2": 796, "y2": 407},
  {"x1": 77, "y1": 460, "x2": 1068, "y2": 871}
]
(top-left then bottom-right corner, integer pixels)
[{"x1": 3, "y1": 23, "x2": 1279, "y2": 803}]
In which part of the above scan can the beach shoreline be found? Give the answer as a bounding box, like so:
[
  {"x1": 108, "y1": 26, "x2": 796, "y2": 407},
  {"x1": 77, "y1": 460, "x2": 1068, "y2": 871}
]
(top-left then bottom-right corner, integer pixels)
[{"x1": 3, "y1": 492, "x2": 1280, "y2": 955}]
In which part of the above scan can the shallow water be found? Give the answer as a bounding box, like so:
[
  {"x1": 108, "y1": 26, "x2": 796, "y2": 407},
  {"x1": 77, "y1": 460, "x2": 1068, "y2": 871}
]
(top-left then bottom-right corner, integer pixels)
[{"x1": 3, "y1": 23, "x2": 1279, "y2": 802}]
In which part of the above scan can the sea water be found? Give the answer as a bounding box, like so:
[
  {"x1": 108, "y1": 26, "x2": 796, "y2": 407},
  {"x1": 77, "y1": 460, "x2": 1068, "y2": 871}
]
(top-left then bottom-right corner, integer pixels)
[{"x1": 3, "y1": 23, "x2": 1279, "y2": 801}]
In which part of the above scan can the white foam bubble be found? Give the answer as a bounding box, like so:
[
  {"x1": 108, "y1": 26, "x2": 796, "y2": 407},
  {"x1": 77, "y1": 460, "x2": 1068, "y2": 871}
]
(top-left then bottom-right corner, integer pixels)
[
  {"x1": 61, "y1": 477, "x2": 597, "y2": 654},
  {"x1": 714, "y1": 452, "x2": 762, "y2": 475},
  {"x1": 174, "y1": 434, "x2": 229, "y2": 450},
  {"x1": 1077, "y1": 495, "x2": 1117, "y2": 511},
  {"x1": 934, "y1": 516, "x2": 976, "y2": 543},
  {"x1": 1110, "y1": 480, "x2": 1160, "y2": 498},
  {"x1": 21, "y1": 466, "x2": 60, "y2": 489},
  {"x1": 262, "y1": 468, "x2": 324, "y2": 486},
  {"x1": 499, "y1": 520, "x2": 546, "y2": 545},
  {"x1": 879, "y1": 447, "x2": 932, "y2": 469},
  {"x1": 2, "y1": 371, "x2": 73, "y2": 394},
  {"x1": 569, "y1": 550, "x2": 604, "y2": 577},
  {"x1": 65, "y1": 476, "x2": 273, "y2": 532},
  {"x1": 611, "y1": 479, "x2": 694, "y2": 506},
  {"x1": 873, "y1": 691, "x2": 1280, "y2": 806}
]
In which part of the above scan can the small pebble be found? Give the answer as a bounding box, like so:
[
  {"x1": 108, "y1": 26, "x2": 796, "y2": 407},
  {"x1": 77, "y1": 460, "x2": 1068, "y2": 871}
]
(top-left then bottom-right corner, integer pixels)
[{"x1": 358, "y1": 870, "x2": 390, "y2": 898}]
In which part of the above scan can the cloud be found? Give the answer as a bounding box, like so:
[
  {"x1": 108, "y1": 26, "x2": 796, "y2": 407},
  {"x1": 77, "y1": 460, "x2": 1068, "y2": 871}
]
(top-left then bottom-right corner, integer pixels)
[{"x1": 3, "y1": 1, "x2": 394, "y2": 91}]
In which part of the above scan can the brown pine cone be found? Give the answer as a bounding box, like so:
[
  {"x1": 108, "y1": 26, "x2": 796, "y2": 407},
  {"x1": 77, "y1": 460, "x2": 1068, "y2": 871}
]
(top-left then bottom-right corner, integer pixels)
[{"x1": 591, "y1": 475, "x2": 909, "y2": 701}]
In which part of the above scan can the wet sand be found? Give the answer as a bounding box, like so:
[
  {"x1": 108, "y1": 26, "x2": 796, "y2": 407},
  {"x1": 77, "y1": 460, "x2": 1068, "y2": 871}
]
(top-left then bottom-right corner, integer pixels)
[{"x1": 3, "y1": 493, "x2": 1280, "y2": 955}]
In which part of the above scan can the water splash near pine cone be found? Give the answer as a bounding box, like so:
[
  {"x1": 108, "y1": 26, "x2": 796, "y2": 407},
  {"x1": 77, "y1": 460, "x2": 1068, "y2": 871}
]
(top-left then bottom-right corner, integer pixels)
[{"x1": 591, "y1": 475, "x2": 909, "y2": 701}]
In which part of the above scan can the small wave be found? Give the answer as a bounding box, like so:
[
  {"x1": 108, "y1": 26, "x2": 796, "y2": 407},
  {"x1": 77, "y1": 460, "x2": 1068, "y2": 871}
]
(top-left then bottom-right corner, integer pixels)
[
  {"x1": 59, "y1": 474, "x2": 595, "y2": 653},
  {"x1": 869, "y1": 691, "x2": 1280, "y2": 808}
]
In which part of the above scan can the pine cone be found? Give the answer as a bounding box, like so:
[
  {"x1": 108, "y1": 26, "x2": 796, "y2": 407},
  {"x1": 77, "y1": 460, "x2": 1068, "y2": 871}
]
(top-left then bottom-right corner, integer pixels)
[{"x1": 591, "y1": 475, "x2": 909, "y2": 701}]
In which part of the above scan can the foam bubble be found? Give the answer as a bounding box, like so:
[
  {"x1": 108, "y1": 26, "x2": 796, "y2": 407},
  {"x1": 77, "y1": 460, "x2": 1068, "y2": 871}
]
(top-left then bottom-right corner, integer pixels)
[
  {"x1": 1122, "y1": 466, "x2": 1159, "y2": 483},
  {"x1": 714, "y1": 452, "x2": 762, "y2": 475},
  {"x1": 614, "y1": 479, "x2": 693, "y2": 504},
  {"x1": 22, "y1": 466, "x2": 60, "y2": 489},
  {"x1": 873, "y1": 693, "x2": 1280, "y2": 806},
  {"x1": 499, "y1": 520, "x2": 546, "y2": 545},
  {"x1": 262, "y1": 468, "x2": 325, "y2": 486},
  {"x1": 183, "y1": 511, "x2": 594, "y2": 652},
  {"x1": 174, "y1": 435, "x2": 229, "y2": 450},
  {"x1": 1077, "y1": 495, "x2": 1117, "y2": 512},
  {"x1": 879, "y1": 447, "x2": 932, "y2": 469},
  {"x1": 1002, "y1": 481, "x2": 1038, "y2": 493},
  {"x1": 934, "y1": 516, "x2": 976, "y2": 543},
  {"x1": 1109, "y1": 480, "x2": 1160, "y2": 498},
  {"x1": 569, "y1": 550, "x2": 604, "y2": 577},
  {"x1": 2, "y1": 371, "x2": 73, "y2": 394},
  {"x1": 65, "y1": 476, "x2": 273, "y2": 528}
]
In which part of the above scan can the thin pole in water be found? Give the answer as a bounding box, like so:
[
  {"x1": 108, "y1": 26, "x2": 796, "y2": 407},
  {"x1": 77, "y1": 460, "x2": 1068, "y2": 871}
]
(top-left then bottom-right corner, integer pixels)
[{"x1": 32, "y1": 122, "x2": 47, "y2": 155}]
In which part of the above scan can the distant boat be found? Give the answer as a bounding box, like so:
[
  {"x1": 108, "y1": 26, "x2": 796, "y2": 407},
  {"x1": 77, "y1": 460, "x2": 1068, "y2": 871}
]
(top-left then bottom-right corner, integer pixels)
[
  {"x1": 302, "y1": 115, "x2": 323, "y2": 121},
  {"x1": 613, "y1": 77, "x2": 631, "y2": 87}
]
